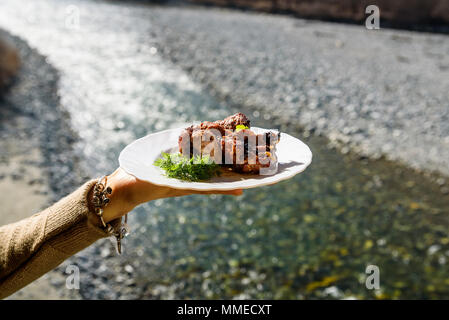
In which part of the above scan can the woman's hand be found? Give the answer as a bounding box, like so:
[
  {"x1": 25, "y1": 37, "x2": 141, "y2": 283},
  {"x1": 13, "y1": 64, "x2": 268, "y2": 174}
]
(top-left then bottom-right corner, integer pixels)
[{"x1": 100, "y1": 168, "x2": 243, "y2": 223}]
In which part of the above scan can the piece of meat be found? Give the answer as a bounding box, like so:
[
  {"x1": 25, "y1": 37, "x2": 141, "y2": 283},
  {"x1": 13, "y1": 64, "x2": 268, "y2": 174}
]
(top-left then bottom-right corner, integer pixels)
[
  {"x1": 215, "y1": 112, "x2": 250, "y2": 129},
  {"x1": 178, "y1": 113, "x2": 279, "y2": 174}
]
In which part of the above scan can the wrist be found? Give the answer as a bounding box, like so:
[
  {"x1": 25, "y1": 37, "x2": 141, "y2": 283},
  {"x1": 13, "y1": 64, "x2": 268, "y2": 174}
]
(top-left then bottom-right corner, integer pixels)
[
  {"x1": 86, "y1": 170, "x2": 137, "y2": 224},
  {"x1": 86, "y1": 174, "x2": 132, "y2": 254},
  {"x1": 101, "y1": 172, "x2": 136, "y2": 223},
  {"x1": 94, "y1": 167, "x2": 181, "y2": 223}
]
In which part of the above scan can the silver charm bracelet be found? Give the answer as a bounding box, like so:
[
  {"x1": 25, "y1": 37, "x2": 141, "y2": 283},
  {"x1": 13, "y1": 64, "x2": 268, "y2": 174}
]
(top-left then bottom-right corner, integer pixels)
[{"x1": 92, "y1": 176, "x2": 129, "y2": 254}]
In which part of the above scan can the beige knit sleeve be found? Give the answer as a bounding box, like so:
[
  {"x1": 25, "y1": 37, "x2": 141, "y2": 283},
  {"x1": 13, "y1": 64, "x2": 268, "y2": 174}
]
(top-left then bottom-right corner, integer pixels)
[{"x1": 0, "y1": 179, "x2": 113, "y2": 299}]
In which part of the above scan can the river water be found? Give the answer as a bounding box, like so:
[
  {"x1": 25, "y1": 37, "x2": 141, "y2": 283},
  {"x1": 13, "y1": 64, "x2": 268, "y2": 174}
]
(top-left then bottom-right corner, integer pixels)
[{"x1": 1, "y1": 0, "x2": 448, "y2": 299}]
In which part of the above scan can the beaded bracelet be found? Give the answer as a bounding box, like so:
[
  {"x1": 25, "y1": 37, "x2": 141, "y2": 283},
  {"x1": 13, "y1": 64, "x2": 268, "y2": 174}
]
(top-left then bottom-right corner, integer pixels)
[{"x1": 92, "y1": 176, "x2": 129, "y2": 254}]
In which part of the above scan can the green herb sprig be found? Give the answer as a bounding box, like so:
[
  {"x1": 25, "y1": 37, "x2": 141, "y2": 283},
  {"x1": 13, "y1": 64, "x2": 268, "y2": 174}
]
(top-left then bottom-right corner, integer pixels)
[{"x1": 154, "y1": 153, "x2": 222, "y2": 182}]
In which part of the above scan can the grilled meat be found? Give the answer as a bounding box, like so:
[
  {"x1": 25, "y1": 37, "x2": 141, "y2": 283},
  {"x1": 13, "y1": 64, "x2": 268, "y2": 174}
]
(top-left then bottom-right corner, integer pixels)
[{"x1": 178, "y1": 113, "x2": 279, "y2": 174}]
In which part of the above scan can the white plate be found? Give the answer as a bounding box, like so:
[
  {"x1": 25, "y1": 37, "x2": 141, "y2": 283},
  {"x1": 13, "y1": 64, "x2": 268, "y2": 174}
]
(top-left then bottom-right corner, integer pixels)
[{"x1": 119, "y1": 127, "x2": 312, "y2": 191}]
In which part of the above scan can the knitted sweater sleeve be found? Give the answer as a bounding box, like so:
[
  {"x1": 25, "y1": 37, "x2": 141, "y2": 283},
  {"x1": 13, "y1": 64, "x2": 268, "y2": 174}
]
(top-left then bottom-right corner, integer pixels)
[{"x1": 0, "y1": 179, "x2": 112, "y2": 299}]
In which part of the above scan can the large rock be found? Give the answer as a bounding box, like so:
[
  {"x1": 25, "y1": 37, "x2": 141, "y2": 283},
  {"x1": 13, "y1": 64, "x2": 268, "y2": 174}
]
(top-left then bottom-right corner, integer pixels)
[
  {"x1": 189, "y1": 0, "x2": 449, "y2": 26},
  {"x1": 0, "y1": 38, "x2": 20, "y2": 91}
]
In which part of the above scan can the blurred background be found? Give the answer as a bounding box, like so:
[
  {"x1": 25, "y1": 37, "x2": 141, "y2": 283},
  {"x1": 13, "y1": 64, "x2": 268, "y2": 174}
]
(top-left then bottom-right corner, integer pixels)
[
  {"x1": 0, "y1": 0, "x2": 448, "y2": 299},
  {"x1": 190, "y1": 0, "x2": 449, "y2": 31}
]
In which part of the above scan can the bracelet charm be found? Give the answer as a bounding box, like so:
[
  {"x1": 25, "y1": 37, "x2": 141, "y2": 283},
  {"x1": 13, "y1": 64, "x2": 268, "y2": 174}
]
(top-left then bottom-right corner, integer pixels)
[{"x1": 92, "y1": 176, "x2": 129, "y2": 254}]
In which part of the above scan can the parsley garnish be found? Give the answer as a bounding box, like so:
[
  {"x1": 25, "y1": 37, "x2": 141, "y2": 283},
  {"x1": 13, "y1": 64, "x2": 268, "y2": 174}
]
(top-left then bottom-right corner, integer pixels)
[{"x1": 154, "y1": 153, "x2": 222, "y2": 181}]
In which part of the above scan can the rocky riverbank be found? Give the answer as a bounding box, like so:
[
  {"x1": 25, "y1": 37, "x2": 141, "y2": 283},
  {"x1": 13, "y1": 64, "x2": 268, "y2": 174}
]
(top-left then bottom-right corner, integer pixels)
[
  {"x1": 0, "y1": 31, "x2": 87, "y2": 200},
  {"x1": 147, "y1": 6, "x2": 449, "y2": 177},
  {"x1": 0, "y1": 30, "x2": 84, "y2": 299},
  {"x1": 188, "y1": 0, "x2": 449, "y2": 31}
]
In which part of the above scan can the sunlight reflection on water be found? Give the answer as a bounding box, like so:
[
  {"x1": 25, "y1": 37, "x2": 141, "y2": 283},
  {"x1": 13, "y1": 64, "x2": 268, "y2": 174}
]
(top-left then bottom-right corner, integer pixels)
[
  {"x1": 0, "y1": 0, "x2": 228, "y2": 175},
  {"x1": 1, "y1": 0, "x2": 449, "y2": 300}
]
